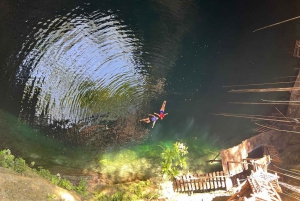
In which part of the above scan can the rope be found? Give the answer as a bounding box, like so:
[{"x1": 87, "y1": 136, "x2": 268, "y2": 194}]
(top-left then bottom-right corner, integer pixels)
[
  {"x1": 280, "y1": 191, "x2": 300, "y2": 200},
  {"x1": 273, "y1": 165, "x2": 300, "y2": 177},
  {"x1": 278, "y1": 181, "x2": 300, "y2": 194},
  {"x1": 253, "y1": 15, "x2": 300, "y2": 32},
  {"x1": 268, "y1": 169, "x2": 300, "y2": 181}
]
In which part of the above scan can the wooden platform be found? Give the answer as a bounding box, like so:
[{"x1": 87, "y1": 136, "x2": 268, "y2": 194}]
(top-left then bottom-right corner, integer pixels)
[
  {"x1": 220, "y1": 132, "x2": 283, "y2": 178},
  {"x1": 173, "y1": 132, "x2": 284, "y2": 195},
  {"x1": 229, "y1": 168, "x2": 282, "y2": 201},
  {"x1": 173, "y1": 171, "x2": 226, "y2": 193}
]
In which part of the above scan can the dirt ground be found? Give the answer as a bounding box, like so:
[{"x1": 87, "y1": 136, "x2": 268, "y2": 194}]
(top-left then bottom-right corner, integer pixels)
[{"x1": 0, "y1": 166, "x2": 82, "y2": 201}]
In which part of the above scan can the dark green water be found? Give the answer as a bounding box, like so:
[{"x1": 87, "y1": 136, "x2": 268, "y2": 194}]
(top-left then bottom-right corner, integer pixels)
[{"x1": 0, "y1": 0, "x2": 300, "y2": 176}]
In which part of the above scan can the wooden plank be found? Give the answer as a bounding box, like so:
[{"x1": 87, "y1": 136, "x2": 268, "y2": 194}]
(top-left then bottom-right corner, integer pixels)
[
  {"x1": 202, "y1": 175, "x2": 207, "y2": 190},
  {"x1": 172, "y1": 171, "x2": 231, "y2": 192},
  {"x1": 216, "y1": 171, "x2": 221, "y2": 188},
  {"x1": 180, "y1": 176, "x2": 185, "y2": 192},
  {"x1": 220, "y1": 171, "x2": 226, "y2": 188},
  {"x1": 187, "y1": 175, "x2": 192, "y2": 191},
  {"x1": 173, "y1": 178, "x2": 177, "y2": 192},
  {"x1": 191, "y1": 174, "x2": 196, "y2": 191},
  {"x1": 194, "y1": 174, "x2": 199, "y2": 190},
  {"x1": 199, "y1": 174, "x2": 203, "y2": 190},
  {"x1": 182, "y1": 175, "x2": 186, "y2": 191},
  {"x1": 183, "y1": 175, "x2": 189, "y2": 191},
  {"x1": 209, "y1": 173, "x2": 214, "y2": 189},
  {"x1": 206, "y1": 173, "x2": 210, "y2": 189},
  {"x1": 213, "y1": 172, "x2": 218, "y2": 189},
  {"x1": 175, "y1": 178, "x2": 181, "y2": 192}
]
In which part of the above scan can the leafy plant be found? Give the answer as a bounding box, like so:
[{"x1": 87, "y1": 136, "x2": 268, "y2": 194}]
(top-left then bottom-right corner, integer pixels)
[
  {"x1": 76, "y1": 178, "x2": 87, "y2": 196},
  {"x1": 111, "y1": 190, "x2": 124, "y2": 200},
  {"x1": 91, "y1": 192, "x2": 109, "y2": 201},
  {"x1": 160, "y1": 142, "x2": 188, "y2": 179},
  {"x1": 35, "y1": 166, "x2": 87, "y2": 194},
  {"x1": 36, "y1": 166, "x2": 55, "y2": 181},
  {"x1": 0, "y1": 149, "x2": 28, "y2": 173},
  {"x1": 59, "y1": 178, "x2": 74, "y2": 190},
  {"x1": 0, "y1": 149, "x2": 15, "y2": 168},
  {"x1": 14, "y1": 157, "x2": 27, "y2": 173}
]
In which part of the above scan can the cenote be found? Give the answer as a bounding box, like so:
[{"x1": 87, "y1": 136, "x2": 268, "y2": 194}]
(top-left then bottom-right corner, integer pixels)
[{"x1": 0, "y1": 0, "x2": 299, "y2": 185}]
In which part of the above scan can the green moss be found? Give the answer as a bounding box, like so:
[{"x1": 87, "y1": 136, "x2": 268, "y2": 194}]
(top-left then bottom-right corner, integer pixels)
[
  {"x1": 91, "y1": 180, "x2": 153, "y2": 201},
  {"x1": 98, "y1": 149, "x2": 153, "y2": 180}
]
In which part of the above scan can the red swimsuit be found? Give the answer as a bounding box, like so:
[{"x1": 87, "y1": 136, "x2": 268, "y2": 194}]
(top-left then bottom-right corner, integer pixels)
[{"x1": 159, "y1": 112, "x2": 164, "y2": 119}]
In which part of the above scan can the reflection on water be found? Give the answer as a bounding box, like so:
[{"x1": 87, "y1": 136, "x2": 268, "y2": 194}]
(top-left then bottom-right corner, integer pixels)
[
  {"x1": 13, "y1": 5, "x2": 156, "y2": 147},
  {"x1": 3, "y1": 0, "x2": 199, "y2": 147},
  {"x1": 0, "y1": 0, "x2": 221, "y2": 177},
  {"x1": 17, "y1": 6, "x2": 145, "y2": 124}
]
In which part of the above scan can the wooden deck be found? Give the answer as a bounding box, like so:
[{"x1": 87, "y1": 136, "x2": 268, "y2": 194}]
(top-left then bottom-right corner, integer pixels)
[
  {"x1": 172, "y1": 131, "x2": 283, "y2": 195},
  {"x1": 220, "y1": 132, "x2": 283, "y2": 177},
  {"x1": 173, "y1": 171, "x2": 226, "y2": 193}
]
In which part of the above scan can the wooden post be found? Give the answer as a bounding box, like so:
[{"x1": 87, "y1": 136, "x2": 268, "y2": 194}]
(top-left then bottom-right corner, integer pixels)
[
  {"x1": 216, "y1": 171, "x2": 221, "y2": 188},
  {"x1": 206, "y1": 173, "x2": 210, "y2": 190},
  {"x1": 213, "y1": 172, "x2": 218, "y2": 189},
  {"x1": 180, "y1": 176, "x2": 185, "y2": 192},
  {"x1": 199, "y1": 174, "x2": 203, "y2": 191},
  {"x1": 209, "y1": 173, "x2": 214, "y2": 189}
]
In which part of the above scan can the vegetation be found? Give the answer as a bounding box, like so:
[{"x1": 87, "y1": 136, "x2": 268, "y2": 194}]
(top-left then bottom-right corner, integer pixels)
[
  {"x1": 76, "y1": 178, "x2": 88, "y2": 196},
  {"x1": 0, "y1": 149, "x2": 27, "y2": 173},
  {"x1": 0, "y1": 139, "x2": 219, "y2": 200},
  {"x1": 98, "y1": 148, "x2": 153, "y2": 180},
  {"x1": 160, "y1": 142, "x2": 188, "y2": 179},
  {"x1": 35, "y1": 166, "x2": 75, "y2": 190},
  {"x1": 91, "y1": 180, "x2": 159, "y2": 201},
  {"x1": 96, "y1": 139, "x2": 218, "y2": 182},
  {"x1": 0, "y1": 149, "x2": 87, "y2": 196},
  {"x1": 47, "y1": 193, "x2": 58, "y2": 201}
]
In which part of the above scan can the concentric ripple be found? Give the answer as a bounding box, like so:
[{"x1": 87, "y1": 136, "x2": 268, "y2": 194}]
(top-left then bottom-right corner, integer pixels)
[
  {"x1": 12, "y1": 0, "x2": 198, "y2": 129},
  {"x1": 16, "y1": 7, "x2": 146, "y2": 124}
]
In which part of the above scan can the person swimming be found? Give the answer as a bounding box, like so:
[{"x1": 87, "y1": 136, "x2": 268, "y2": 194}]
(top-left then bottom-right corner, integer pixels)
[
  {"x1": 154, "y1": 100, "x2": 168, "y2": 120},
  {"x1": 139, "y1": 114, "x2": 159, "y2": 128}
]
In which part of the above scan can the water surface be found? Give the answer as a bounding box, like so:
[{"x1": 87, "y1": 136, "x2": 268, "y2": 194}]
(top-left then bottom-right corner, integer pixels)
[{"x1": 0, "y1": 0, "x2": 299, "y2": 174}]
